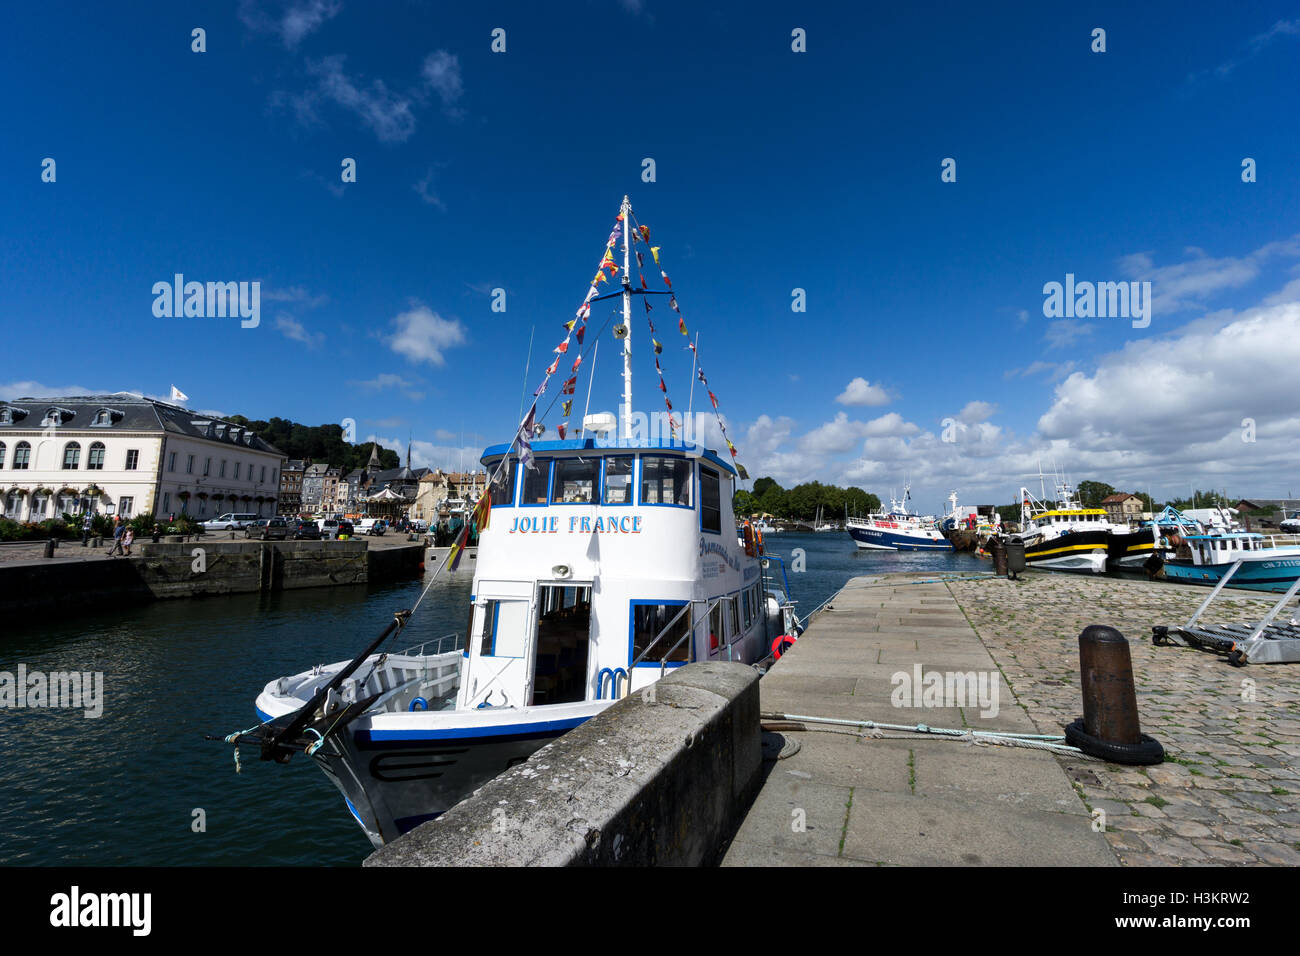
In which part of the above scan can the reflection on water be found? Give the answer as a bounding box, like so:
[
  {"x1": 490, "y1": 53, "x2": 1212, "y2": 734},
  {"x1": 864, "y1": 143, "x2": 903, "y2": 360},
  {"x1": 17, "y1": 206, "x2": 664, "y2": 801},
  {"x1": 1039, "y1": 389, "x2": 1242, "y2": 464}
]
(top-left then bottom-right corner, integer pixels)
[{"x1": 0, "y1": 532, "x2": 974, "y2": 866}]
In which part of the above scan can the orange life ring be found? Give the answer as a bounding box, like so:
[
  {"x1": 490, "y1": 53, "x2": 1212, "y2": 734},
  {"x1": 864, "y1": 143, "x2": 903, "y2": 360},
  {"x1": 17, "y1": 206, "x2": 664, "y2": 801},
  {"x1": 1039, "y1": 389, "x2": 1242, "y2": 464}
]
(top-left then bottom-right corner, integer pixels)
[
  {"x1": 771, "y1": 634, "x2": 796, "y2": 660},
  {"x1": 742, "y1": 522, "x2": 756, "y2": 557}
]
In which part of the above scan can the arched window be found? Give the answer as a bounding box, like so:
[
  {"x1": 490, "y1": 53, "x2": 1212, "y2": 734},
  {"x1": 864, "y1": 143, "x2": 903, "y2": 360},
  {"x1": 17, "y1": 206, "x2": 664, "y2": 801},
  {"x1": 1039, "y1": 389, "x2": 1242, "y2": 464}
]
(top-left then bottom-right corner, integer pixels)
[
  {"x1": 13, "y1": 442, "x2": 31, "y2": 470},
  {"x1": 42, "y1": 408, "x2": 60, "y2": 426},
  {"x1": 87, "y1": 442, "x2": 105, "y2": 470},
  {"x1": 94, "y1": 409, "x2": 110, "y2": 425},
  {"x1": 63, "y1": 442, "x2": 81, "y2": 469},
  {"x1": 4, "y1": 490, "x2": 23, "y2": 518}
]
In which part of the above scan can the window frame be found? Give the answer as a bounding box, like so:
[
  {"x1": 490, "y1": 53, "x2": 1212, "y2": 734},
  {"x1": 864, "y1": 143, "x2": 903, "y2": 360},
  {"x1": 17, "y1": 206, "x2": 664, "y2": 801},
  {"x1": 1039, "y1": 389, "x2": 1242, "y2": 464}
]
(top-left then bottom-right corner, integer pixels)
[
  {"x1": 699, "y1": 465, "x2": 723, "y2": 534},
  {"x1": 550, "y1": 456, "x2": 600, "y2": 505},
  {"x1": 13, "y1": 442, "x2": 31, "y2": 470},
  {"x1": 86, "y1": 442, "x2": 105, "y2": 470},
  {"x1": 639, "y1": 454, "x2": 693, "y2": 509},
  {"x1": 62, "y1": 442, "x2": 81, "y2": 470},
  {"x1": 628, "y1": 599, "x2": 692, "y2": 669},
  {"x1": 519, "y1": 459, "x2": 554, "y2": 507},
  {"x1": 601, "y1": 456, "x2": 636, "y2": 506}
]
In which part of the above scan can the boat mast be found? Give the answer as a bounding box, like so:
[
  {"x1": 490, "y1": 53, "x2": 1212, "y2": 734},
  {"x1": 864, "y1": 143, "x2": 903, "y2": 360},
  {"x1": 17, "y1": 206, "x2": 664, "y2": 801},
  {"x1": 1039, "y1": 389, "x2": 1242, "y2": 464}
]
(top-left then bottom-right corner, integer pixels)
[{"x1": 620, "y1": 195, "x2": 633, "y2": 439}]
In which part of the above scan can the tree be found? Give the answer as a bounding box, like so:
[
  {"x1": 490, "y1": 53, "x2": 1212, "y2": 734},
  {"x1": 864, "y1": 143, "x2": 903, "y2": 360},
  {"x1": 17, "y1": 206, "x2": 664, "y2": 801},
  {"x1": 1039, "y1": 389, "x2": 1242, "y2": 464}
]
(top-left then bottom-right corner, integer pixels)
[
  {"x1": 752, "y1": 476, "x2": 781, "y2": 499},
  {"x1": 733, "y1": 489, "x2": 758, "y2": 517},
  {"x1": 1076, "y1": 480, "x2": 1116, "y2": 509}
]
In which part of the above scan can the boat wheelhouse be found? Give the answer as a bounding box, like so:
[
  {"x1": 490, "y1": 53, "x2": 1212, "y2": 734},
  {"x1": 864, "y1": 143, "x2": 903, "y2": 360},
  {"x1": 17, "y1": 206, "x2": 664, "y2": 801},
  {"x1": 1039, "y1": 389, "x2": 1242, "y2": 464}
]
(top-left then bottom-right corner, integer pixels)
[{"x1": 1012, "y1": 480, "x2": 1130, "y2": 574}]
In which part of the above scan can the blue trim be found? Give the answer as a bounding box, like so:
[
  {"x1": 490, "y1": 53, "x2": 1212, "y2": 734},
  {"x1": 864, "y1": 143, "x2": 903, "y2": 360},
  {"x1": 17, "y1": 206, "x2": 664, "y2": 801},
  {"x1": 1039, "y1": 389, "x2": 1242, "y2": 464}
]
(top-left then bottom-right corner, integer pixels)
[
  {"x1": 358, "y1": 715, "x2": 588, "y2": 743},
  {"x1": 482, "y1": 438, "x2": 736, "y2": 477},
  {"x1": 628, "y1": 598, "x2": 692, "y2": 668}
]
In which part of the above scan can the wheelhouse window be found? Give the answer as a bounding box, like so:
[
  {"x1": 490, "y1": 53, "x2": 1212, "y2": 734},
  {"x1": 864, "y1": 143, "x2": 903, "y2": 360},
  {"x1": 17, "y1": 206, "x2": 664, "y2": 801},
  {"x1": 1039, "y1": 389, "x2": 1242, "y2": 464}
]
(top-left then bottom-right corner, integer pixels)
[
  {"x1": 521, "y1": 460, "x2": 551, "y2": 505},
  {"x1": 489, "y1": 458, "x2": 517, "y2": 506},
  {"x1": 551, "y1": 458, "x2": 598, "y2": 504},
  {"x1": 641, "y1": 456, "x2": 691, "y2": 506},
  {"x1": 87, "y1": 442, "x2": 105, "y2": 470},
  {"x1": 603, "y1": 457, "x2": 634, "y2": 504},
  {"x1": 700, "y1": 466, "x2": 722, "y2": 532},
  {"x1": 62, "y1": 442, "x2": 81, "y2": 469},
  {"x1": 13, "y1": 442, "x2": 30, "y2": 470},
  {"x1": 631, "y1": 602, "x2": 691, "y2": 666}
]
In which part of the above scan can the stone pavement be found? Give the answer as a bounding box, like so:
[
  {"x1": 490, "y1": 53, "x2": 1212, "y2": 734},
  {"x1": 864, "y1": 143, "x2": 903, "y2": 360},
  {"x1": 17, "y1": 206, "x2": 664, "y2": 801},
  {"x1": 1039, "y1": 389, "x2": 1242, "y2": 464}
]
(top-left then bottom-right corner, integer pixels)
[
  {"x1": 948, "y1": 573, "x2": 1300, "y2": 866},
  {"x1": 722, "y1": 573, "x2": 1116, "y2": 866}
]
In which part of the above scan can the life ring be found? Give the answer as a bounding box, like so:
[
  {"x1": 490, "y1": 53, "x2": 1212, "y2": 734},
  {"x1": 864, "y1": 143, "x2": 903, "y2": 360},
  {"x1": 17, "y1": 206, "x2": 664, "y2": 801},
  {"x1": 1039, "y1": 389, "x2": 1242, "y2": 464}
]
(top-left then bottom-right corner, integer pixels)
[
  {"x1": 409, "y1": 697, "x2": 428, "y2": 712},
  {"x1": 771, "y1": 634, "x2": 796, "y2": 660},
  {"x1": 742, "y1": 522, "x2": 756, "y2": 557}
]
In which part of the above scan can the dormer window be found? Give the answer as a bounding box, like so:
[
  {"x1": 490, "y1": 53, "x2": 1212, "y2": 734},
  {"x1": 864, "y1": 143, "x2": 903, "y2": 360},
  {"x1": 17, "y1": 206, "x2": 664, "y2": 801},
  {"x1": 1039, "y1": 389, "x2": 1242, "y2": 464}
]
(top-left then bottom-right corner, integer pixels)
[
  {"x1": 92, "y1": 408, "x2": 116, "y2": 426},
  {"x1": 0, "y1": 408, "x2": 11, "y2": 425}
]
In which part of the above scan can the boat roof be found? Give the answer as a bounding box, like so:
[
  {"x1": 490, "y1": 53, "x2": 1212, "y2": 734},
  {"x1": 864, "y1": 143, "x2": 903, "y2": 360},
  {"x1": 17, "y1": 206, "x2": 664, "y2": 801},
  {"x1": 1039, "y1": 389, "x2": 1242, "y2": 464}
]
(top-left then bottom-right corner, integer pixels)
[{"x1": 480, "y1": 438, "x2": 738, "y2": 476}]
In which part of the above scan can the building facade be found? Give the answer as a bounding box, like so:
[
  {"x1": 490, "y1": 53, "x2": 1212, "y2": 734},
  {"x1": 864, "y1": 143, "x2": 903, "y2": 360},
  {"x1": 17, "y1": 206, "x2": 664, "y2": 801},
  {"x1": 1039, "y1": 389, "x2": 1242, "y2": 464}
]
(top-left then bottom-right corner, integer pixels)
[
  {"x1": 279, "y1": 459, "x2": 306, "y2": 515},
  {"x1": 1101, "y1": 493, "x2": 1145, "y2": 525},
  {"x1": 0, "y1": 394, "x2": 285, "y2": 521}
]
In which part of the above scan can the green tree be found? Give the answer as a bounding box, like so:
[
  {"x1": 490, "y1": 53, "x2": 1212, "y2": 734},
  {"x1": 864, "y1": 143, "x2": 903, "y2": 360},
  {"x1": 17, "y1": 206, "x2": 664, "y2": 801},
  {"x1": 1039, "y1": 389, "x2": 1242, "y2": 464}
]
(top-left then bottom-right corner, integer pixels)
[
  {"x1": 1076, "y1": 480, "x2": 1116, "y2": 509},
  {"x1": 733, "y1": 489, "x2": 758, "y2": 517},
  {"x1": 752, "y1": 476, "x2": 781, "y2": 499}
]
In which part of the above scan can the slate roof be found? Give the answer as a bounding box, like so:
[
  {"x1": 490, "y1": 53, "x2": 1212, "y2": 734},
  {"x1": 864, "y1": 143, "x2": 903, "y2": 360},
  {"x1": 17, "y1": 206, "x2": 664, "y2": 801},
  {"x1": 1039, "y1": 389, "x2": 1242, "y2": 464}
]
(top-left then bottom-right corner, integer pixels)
[{"x1": 0, "y1": 393, "x2": 285, "y2": 456}]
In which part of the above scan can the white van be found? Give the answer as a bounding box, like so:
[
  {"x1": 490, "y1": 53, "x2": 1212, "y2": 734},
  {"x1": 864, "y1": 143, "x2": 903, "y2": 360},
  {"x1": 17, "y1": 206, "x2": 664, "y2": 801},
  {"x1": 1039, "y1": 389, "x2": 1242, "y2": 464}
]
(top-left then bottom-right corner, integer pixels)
[{"x1": 201, "y1": 512, "x2": 259, "y2": 531}]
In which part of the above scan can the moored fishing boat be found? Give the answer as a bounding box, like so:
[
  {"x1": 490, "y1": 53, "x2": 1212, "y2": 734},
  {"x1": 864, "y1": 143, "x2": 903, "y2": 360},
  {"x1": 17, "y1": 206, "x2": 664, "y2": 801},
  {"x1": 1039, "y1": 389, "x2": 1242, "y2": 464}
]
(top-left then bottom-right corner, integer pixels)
[
  {"x1": 1011, "y1": 483, "x2": 1123, "y2": 573},
  {"x1": 1161, "y1": 532, "x2": 1300, "y2": 593},
  {"x1": 847, "y1": 483, "x2": 951, "y2": 551},
  {"x1": 219, "y1": 197, "x2": 800, "y2": 847}
]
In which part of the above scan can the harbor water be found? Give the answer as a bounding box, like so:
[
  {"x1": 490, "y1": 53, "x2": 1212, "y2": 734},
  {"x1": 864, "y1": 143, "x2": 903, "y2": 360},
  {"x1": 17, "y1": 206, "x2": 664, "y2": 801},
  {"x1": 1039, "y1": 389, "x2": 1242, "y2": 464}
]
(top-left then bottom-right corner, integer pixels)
[{"x1": 0, "y1": 533, "x2": 979, "y2": 866}]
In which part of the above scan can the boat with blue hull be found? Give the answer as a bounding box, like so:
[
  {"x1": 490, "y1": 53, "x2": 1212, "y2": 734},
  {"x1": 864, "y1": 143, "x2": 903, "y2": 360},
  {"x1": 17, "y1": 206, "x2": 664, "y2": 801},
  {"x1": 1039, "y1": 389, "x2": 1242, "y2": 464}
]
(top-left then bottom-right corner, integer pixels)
[
  {"x1": 1162, "y1": 533, "x2": 1300, "y2": 593},
  {"x1": 846, "y1": 484, "x2": 951, "y2": 551}
]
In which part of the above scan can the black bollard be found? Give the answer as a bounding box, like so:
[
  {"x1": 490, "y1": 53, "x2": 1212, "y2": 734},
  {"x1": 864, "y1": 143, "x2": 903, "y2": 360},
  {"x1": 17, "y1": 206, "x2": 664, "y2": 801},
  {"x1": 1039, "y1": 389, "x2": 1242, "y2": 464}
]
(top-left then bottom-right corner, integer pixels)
[
  {"x1": 44, "y1": 538, "x2": 56, "y2": 559},
  {"x1": 1065, "y1": 625, "x2": 1163, "y2": 764},
  {"x1": 988, "y1": 534, "x2": 1008, "y2": 576}
]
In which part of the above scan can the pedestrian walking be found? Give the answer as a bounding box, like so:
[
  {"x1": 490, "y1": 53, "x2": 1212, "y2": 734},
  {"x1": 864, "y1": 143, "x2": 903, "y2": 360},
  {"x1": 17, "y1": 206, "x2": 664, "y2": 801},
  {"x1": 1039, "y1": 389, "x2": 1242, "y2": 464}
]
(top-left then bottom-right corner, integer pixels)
[
  {"x1": 122, "y1": 526, "x2": 134, "y2": 556},
  {"x1": 107, "y1": 520, "x2": 126, "y2": 556},
  {"x1": 81, "y1": 512, "x2": 93, "y2": 546}
]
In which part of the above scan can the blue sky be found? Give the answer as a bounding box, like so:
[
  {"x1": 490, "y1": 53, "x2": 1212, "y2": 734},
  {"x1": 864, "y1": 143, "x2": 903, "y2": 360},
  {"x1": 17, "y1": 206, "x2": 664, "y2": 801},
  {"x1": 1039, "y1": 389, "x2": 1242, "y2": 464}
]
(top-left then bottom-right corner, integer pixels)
[{"x1": 4, "y1": 2, "x2": 1300, "y2": 511}]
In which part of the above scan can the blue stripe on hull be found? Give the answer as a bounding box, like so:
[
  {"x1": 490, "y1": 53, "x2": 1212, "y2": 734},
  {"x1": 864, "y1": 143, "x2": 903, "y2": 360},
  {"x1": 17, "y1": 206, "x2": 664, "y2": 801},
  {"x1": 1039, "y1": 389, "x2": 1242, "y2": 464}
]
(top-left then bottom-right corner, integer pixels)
[
  {"x1": 1164, "y1": 562, "x2": 1300, "y2": 593},
  {"x1": 849, "y1": 527, "x2": 952, "y2": 551}
]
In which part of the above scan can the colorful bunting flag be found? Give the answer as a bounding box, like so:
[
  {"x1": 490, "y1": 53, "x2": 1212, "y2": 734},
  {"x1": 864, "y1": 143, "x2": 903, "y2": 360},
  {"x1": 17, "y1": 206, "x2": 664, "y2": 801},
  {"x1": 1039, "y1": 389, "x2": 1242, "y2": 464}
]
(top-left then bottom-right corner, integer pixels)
[
  {"x1": 650, "y1": 246, "x2": 661, "y2": 265},
  {"x1": 562, "y1": 400, "x2": 572, "y2": 416},
  {"x1": 562, "y1": 376, "x2": 577, "y2": 395}
]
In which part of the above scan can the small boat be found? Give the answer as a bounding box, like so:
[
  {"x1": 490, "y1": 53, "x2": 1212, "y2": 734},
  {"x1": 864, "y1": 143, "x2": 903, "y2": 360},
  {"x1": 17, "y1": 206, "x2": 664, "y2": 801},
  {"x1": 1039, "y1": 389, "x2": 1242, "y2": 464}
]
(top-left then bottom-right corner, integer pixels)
[
  {"x1": 1161, "y1": 532, "x2": 1300, "y2": 593},
  {"x1": 847, "y1": 483, "x2": 951, "y2": 551}
]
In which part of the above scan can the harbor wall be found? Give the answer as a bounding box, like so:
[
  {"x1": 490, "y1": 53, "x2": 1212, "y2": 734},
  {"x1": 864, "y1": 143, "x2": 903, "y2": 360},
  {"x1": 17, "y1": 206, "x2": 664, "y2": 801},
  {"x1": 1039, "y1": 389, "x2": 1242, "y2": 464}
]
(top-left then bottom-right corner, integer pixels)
[
  {"x1": 364, "y1": 662, "x2": 762, "y2": 867},
  {"x1": 0, "y1": 540, "x2": 424, "y2": 619}
]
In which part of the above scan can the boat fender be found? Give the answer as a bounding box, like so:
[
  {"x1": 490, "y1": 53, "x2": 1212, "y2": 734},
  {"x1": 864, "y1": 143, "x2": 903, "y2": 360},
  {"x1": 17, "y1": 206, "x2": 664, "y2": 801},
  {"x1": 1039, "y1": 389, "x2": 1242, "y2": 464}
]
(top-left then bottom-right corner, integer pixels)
[
  {"x1": 409, "y1": 696, "x2": 428, "y2": 712},
  {"x1": 771, "y1": 634, "x2": 796, "y2": 660}
]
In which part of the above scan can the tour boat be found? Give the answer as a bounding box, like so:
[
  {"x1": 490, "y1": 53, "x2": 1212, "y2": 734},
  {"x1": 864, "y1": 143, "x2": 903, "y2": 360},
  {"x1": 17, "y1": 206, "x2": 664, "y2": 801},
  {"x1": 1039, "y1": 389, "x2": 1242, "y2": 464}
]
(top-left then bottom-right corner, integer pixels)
[
  {"x1": 227, "y1": 198, "x2": 799, "y2": 847},
  {"x1": 1161, "y1": 533, "x2": 1300, "y2": 593},
  {"x1": 847, "y1": 484, "x2": 951, "y2": 551}
]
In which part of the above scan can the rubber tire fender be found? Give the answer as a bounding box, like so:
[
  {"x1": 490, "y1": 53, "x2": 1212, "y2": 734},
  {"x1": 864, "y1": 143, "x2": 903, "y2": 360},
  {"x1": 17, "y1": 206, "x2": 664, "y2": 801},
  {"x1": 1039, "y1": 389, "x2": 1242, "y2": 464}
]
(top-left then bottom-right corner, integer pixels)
[{"x1": 1064, "y1": 718, "x2": 1164, "y2": 766}]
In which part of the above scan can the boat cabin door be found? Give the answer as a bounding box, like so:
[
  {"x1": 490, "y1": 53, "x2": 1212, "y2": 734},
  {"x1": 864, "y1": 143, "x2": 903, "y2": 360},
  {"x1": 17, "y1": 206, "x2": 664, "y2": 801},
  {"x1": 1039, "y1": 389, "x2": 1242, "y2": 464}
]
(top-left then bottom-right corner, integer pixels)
[
  {"x1": 531, "y1": 583, "x2": 593, "y2": 705},
  {"x1": 463, "y1": 581, "x2": 536, "y2": 709}
]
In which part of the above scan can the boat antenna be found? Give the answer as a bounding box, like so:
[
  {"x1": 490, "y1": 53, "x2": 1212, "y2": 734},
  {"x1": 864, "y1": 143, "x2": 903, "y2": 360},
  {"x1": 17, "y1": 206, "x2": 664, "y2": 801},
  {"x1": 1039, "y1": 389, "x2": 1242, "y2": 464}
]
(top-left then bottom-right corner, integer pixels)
[
  {"x1": 579, "y1": 339, "x2": 599, "y2": 438},
  {"x1": 619, "y1": 195, "x2": 633, "y2": 439},
  {"x1": 518, "y1": 324, "x2": 535, "y2": 422}
]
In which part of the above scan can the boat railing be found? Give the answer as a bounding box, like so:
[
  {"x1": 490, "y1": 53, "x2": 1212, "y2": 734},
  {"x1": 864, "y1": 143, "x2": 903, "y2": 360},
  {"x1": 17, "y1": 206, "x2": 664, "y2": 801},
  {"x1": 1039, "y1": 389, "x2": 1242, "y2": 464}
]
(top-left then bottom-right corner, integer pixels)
[{"x1": 396, "y1": 631, "x2": 464, "y2": 659}]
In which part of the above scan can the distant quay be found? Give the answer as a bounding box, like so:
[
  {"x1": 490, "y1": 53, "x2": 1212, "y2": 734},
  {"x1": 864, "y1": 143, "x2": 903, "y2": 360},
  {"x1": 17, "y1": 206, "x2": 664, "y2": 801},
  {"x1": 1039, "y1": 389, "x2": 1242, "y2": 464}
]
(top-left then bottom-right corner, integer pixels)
[{"x1": 0, "y1": 537, "x2": 424, "y2": 621}]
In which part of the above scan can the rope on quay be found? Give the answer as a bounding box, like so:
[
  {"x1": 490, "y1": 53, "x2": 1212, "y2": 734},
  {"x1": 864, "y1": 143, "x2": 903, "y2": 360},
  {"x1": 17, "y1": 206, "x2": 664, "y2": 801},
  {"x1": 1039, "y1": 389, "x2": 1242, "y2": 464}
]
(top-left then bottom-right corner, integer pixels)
[{"x1": 760, "y1": 711, "x2": 1096, "y2": 758}]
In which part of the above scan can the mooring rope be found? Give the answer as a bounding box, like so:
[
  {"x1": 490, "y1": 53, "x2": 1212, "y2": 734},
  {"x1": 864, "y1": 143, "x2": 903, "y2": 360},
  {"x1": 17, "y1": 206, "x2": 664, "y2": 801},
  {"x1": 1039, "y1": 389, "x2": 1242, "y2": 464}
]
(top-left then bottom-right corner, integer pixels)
[{"x1": 762, "y1": 711, "x2": 1095, "y2": 757}]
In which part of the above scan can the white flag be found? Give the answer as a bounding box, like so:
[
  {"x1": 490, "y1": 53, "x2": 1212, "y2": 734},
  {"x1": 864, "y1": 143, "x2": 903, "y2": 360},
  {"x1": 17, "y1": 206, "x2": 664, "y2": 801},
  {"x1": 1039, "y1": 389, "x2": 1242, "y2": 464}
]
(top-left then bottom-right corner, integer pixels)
[{"x1": 170, "y1": 385, "x2": 189, "y2": 403}]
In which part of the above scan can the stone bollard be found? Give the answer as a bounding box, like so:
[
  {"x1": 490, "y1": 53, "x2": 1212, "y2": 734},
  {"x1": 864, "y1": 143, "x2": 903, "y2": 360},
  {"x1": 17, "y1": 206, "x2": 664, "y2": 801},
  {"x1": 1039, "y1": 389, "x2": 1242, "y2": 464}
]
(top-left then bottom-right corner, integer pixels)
[
  {"x1": 1064, "y1": 625, "x2": 1163, "y2": 764},
  {"x1": 44, "y1": 538, "x2": 56, "y2": 558}
]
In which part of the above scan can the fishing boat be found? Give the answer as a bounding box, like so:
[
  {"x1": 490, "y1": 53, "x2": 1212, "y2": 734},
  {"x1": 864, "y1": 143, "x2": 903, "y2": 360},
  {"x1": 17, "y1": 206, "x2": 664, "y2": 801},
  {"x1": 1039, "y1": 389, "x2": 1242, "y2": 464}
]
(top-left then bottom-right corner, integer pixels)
[
  {"x1": 1011, "y1": 483, "x2": 1124, "y2": 573},
  {"x1": 221, "y1": 197, "x2": 800, "y2": 847},
  {"x1": 847, "y1": 483, "x2": 951, "y2": 551},
  {"x1": 1161, "y1": 532, "x2": 1300, "y2": 593}
]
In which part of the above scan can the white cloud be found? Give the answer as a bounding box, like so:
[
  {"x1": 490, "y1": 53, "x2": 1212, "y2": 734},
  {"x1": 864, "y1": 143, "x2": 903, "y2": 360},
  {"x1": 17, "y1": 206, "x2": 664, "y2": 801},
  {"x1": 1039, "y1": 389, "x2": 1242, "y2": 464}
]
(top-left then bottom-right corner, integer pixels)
[
  {"x1": 349, "y1": 372, "x2": 425, "y2": 401},
  {"x1": 285, "y1": 55, "x2": 417, "y2": 143},
  {"x1": 274, "y1": 313, "x2": 324, "y2": 348},
  {"x1": 1119, "y1": 235, "x2": 1300, "y2": 315},
  {"x1": 239, "y1": 0, "x2": 342, "y2": 48},
  {"x1": 413, "y1": 168, "x2": 445, "y2": 210},
  {"x1": 1044, "y1": 319, "x2": 1094, "y2": 350},
  {"x1": 799, "y1": 412, "x2": 868, "y2": 456},
  {"x1": 421, "y1": 51, "x2": 464, "y2": 114},
  {"x1": 957, "y1": 400, "x2": 997, "y2": 424},
  {"x1": 834, "y1": 377, "x2": 890, "y2": 406},
  {"x1": 384, "y1": 304, "x2": 467, "y2": 366}
]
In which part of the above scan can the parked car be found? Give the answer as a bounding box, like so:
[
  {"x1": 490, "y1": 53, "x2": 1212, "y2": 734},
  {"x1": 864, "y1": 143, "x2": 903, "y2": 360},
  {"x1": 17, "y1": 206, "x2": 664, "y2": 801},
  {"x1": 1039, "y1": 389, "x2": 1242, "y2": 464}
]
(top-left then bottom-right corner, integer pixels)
[
  {"x1": 319, "y1": 518, "x2": 340, "y2": 538},
  {"x1": 201, "y1": 512, "x2": 259, "y2": 532},
  {"x1": 291, "y1": 520, "x2": 322, "y2": 540},
  {"x1": 336, "y1": 520, "x2": 355, "y2": 539},
  {"x1": 1282, "y1": 511, "x2": 1300, "y2": 534},
  {"x1": 245, "y1": 517, "x2": 289, "y2": 540},
  {"x1": 354, "y1": 518, "x2": 386, "y2": 536}
]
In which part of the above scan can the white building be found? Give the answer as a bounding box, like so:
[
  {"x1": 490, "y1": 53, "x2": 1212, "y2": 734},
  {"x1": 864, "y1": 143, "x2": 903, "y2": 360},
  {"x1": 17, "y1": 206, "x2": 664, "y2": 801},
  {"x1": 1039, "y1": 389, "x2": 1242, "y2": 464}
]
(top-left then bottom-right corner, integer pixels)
[{"x1": 0, "y1": 393, "x2": 285, "y2": 522}]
